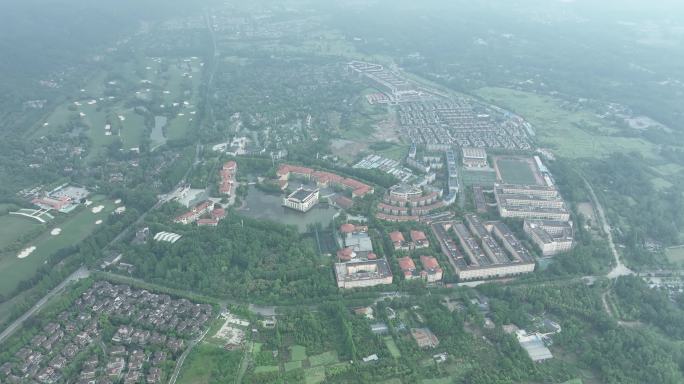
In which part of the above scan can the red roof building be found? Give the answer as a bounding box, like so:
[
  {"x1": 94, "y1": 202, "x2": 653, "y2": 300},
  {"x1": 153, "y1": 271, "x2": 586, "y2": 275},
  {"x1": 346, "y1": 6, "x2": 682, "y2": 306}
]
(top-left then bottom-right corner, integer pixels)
[
  {"x1": 219, "y1": 161, "x2": 238, "y2": 195},
  {"x1": 277, "y1": 164, "x2": 373, "y2": 198},
  {"x1": 420, "y1": 256, "x2": 443, "y2": 283},
  {"x1": 389, "y1": 231, "x2": 407, "y2": 250},
  {"x1": 410, "y1": 230, "x2": 429, "y2": 248},
  {"x1": 337, "y1": 247, "x2": 356, "y2": 262},
  {"x1": 211, "y1": 208, "x2": 226, "y2": 220},
  {"x1": 340, "y1": 223, "x2": 356, "y2": 234},
  {"x1": 398, "y1": 257, "x2": 420, "y2": 280},
  {"x1": 197, "y1": 218, "x2": 219, "y2": 227}
]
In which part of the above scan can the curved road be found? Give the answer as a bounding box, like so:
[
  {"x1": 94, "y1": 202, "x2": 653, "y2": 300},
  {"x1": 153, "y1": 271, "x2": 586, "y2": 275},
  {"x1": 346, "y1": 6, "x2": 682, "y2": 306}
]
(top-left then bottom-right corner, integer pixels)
[{"x1": 582, "y1": 176, "x2": 634, "y2": 279}]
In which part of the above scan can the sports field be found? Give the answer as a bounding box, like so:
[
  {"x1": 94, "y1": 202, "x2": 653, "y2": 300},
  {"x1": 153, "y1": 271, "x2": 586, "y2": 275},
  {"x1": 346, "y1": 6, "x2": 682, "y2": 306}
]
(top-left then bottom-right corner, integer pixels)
[
  {"x1": 494, "y1": 157, "x2": 543, "y2": 185},
  {"x1": 461, "y1": 168, "x2": 498, "y2": 187},
  {"x1": 0, "y1": 195, "x2": 116, "y2": 296}
]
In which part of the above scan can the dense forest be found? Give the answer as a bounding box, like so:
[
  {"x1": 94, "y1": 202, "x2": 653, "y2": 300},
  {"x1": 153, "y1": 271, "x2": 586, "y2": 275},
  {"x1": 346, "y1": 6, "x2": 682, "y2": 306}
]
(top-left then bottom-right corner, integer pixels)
[{"x1": 124, "y1": 214, "x2": 338, "y2": 303}]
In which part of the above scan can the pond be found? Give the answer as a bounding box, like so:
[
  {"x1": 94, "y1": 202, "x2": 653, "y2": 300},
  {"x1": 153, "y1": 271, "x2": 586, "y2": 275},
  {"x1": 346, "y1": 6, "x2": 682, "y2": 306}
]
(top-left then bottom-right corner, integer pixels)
[{"x1": 237, "y1": 186, "x2": 339, "y2": 233}]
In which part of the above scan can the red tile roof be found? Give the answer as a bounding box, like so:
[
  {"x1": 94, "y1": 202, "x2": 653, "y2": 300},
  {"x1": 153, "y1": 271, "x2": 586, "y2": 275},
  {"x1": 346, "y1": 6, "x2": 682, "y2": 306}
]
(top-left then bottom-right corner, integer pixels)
[
  {"x1": 420, "y1": 256, "x2": 440, "y2": 270},
  {"x1": 337, "y1": 247, "x2": 355, "y2": 261},
  {"x1": 410, "y1": 230, "x2": 427, "y2": 242},
  {"x1": 340, "y1": 223, "x2": 356, "y2": 233},
  {"x1": 398, "y1": 257, "x2": 416, "y2": 271},
  {"x1": 389, "y1": 231, "x2": 405, "y2": 243}
]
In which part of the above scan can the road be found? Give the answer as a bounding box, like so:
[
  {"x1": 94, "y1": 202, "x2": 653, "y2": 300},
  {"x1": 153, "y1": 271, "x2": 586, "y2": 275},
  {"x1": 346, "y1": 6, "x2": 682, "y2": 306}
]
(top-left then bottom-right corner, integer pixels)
[
  {"x1": 168, "y1": 320, "x2": 213, "y2": 384},
  {"x1": 582, "y1": 176, "x2": 634, "y2": 279},
  {"x1": 0, "y1": 267, "x2": 90, "y2": 344}
]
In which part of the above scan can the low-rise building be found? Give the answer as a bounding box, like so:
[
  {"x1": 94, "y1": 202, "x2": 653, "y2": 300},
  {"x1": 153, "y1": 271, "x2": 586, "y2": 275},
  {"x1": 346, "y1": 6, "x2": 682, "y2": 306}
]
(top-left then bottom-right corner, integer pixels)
[
  {"x1": 411, "y1": 328, "x2": 439, "y2": 348},
  {"x1": 494, "y1": 184, "x2": 570, "y2": 221},
  {"x1": 419, "y1": 256, "x2": 443, "y2": 283},
  {"x1": 462, "y1": 147, "x2": 488, "y2": 168},
  {"x1": 410, "y1": 230, "x2": 429, "y2": 248},
  {"x1": 335, "y1": 259, "x2": 393, "y2": 289},
  {"x1": 524, "y1": 220, "x2": 574, "y2": 256},
  {"x1": 431, "y1": 218, "x2": 535, "y2": 281},
  {"x1": 283, "y1": 187, "x2": 319, "y2": 212},
  {"x1": 389, "y1": 231, "x2": 409, "y2": 251},
  {"x1": 398, "y1": 257, "x2": 420, "y2": 280}
]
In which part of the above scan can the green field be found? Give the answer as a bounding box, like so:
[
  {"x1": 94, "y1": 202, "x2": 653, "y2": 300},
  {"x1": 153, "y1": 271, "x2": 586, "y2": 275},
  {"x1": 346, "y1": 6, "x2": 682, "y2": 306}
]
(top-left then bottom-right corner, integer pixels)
[
  {"x1": 384, "y1": 336, "x2": 401, "y2": 358},
  {"x1": 474, "y1": 87, "x2": 660, "y2": 159},
  {"x1": 254, "y1": 365, "x2": 279, "y2": 373},
  {"x1": 495, "y1": 158, "x2": 540, "y2": 185},
  {"x1": 0, "y1": 215, "x2": 43, "y2": 252},
  {"x1": 304, "y1": 366, "x2": 326, "y2": 384},
  {"x1": 308, "y1": 351, "x2": 338, "y2": 366},
  {"x1": 177, "y1": 343, "x2": 242, "y2": 384},
  {"x1": 461, "y1": 168, "x2": 498, "y2": 187},
  {"x1": 561, "y1": 379, "x2": 583, "y2": 384},
  {"x1": 0, "y1": 196, "x2": 116, "y2": 296},
  {"x1": 665, "y1": 246, "x2": 684, "y2": 266},
  {"x1": 284, "y1": 360, "x2": 302, "y2": 371},
  {"x1": 290, "y1": 345, "x2": 307, "y2": 361},
  {"x1": 422, "y1": 378, "x2": 453, "y2": 384}
]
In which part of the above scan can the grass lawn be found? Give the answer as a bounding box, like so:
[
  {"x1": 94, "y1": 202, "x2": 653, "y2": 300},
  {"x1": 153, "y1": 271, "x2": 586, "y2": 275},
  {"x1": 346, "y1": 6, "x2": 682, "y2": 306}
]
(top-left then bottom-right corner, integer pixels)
[
  {"x1": 384, "y1": 336, "x2": 401, "y2": 358},
  {"x1": 0, "y1": 215, "x2": 43, "y2": 252},
  {"x1": 252, "y1": 342, "x2": 263, "y2": 355},
  {"x1": 376, "y1": 143, "x2": 409, "y2": 161},
  {"x1": 496, "y1": 158, "x2": 539, "y2": 185},
  {"x1": 0, "y1": 203, "x2": 18, "y2": 213},
  {"x1": 290, "y1": 345, "x2": 307, "y2": 361},
  {"x1": 665, "y1": 246, "x2": 684, "y2": 266},
  {"x1": 380, "y1": 379, "x2": 403, "y2": 384},
  {"x1": 167, "y1": 114, "x2": 193, "y2": 141},
  {"x1": 422, "y1": 378, "x2": 454, "y2": 384},
  {"x1": 461, "y1": 168, "x2": 498, "y2": 187},
  {"x1": 308, "y1": 351, "x2": 338, "y2": 366},
  {"x1": 284, "y1": 360, "x2": 302, "y2": 371},
  {"x1": 0, "y1": 195, "x2": 116, "y2": 296},
  {"x1": 254, "y1": 365, "x2": 279, "y2": 373},
  {"x1": 177, "y1": 343, "x2": 241, "y2": 384},
  {"x1": 562, "y1": 379, "x2": 583, "y2": 384},
  {"x1": 474, "y1": 87, "x2": 660, "y2": 159},
  {"x1": 118, "y1": 109, "x2": 146, "y2": 149},
  {"x1": 304, "y1": 366, "x2": 326, "y2": 384}
]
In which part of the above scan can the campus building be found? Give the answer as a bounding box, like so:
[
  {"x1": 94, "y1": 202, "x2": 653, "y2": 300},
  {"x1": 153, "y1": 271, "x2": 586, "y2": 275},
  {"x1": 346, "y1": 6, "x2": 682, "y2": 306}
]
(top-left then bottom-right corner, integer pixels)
[
  {"x1": 347, "y1": 61, "x2": 415, "y2": 97},
  {"x1": 338, "y1": 224, "x2": 375, "y2": 261},
  {"x1": 283, "y1": 187, "x2": 319, "y2": 213},
  {"x1": 494, "y1": 183, "x2": 570, "y2": 221},
  {"x1": 462, "y1": 147, "x2": 488, "y2": 168},
  {"x1": 376, "y1": 183, "x2": 444, "y2": 221},
  {"x1": 335, "y1": 259, "x2": 393, "y2": 289},
  {"x1": 524, "y1": 220, "x2": 574, "y2": 256},
  {"x1": 431, "y1": 217, "x2": 535, "y2": 281}
]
